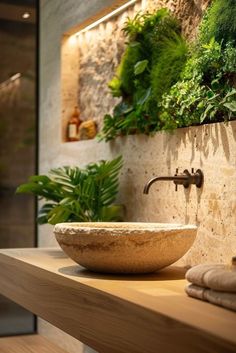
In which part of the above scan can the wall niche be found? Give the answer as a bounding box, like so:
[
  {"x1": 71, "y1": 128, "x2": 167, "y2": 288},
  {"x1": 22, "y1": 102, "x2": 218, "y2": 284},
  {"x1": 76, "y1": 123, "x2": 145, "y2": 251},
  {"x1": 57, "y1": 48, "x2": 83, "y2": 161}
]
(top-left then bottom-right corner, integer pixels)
[{"x1": 61, "y1": 1, "x2": 141, "y2": 143}]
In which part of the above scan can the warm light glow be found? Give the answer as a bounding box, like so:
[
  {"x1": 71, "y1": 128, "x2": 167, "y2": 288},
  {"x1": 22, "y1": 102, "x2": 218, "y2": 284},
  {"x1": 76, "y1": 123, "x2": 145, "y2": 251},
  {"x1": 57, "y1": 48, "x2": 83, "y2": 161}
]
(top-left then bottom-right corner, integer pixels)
[
  {"x1": 141, "y1": 0, "x2": 147, "y2": 10},
  {"x1": 68, "y1": 34, "x2": 77, "y2": 46},
  {"x1": 10, "y1": 73, "x2": 21, "y2": 81},
  {"x1": 22, "y1": 12, "x2": 30, "y2": 19},
  {"x1": 74, "y1": 0, "x2": 137, "y2": 37},
  {"x1": 0, "y1": 73, "x2": 21, "y2": 89}
]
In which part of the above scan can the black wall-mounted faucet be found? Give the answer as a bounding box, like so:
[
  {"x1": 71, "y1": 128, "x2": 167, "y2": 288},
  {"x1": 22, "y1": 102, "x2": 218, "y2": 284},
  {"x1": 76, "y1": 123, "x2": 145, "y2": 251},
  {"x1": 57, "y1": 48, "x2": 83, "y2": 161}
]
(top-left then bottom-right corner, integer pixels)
[{"x1": 143, "y1": 168, "x2": 204, "y2": 194}]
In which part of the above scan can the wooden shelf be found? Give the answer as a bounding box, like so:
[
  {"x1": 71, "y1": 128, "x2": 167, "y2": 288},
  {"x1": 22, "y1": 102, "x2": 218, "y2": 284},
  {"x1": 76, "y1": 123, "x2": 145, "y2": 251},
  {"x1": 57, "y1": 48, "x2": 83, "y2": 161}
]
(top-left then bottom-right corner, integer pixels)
[
  {"x1": 0, "y1": 334, "x2": 68, "y2": 353},
  {"x1": 0, "y1": 248, "x2": 235, "y2": 353}
]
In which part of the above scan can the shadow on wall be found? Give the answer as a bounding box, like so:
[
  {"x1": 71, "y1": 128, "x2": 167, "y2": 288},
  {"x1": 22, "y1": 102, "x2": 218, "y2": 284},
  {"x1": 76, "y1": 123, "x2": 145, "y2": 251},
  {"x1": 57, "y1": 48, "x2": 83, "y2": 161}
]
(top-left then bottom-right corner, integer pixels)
[
  {"x1": 163, "y1": 121, "x2": 236, "y2": 167},
  {"x1": 104, "y1": 120, "x2": 236, "y2": 260}
]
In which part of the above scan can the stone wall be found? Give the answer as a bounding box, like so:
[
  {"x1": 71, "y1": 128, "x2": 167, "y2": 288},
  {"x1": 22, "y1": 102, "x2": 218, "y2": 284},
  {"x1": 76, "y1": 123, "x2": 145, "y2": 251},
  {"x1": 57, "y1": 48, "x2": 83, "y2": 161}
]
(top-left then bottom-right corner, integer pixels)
[
  {"x1": 77, "y1": 3, "x2": 140, "y2": 130},
  {"x1": 40, "y1": 1, "x2": 236, "y2": 353},
  {"x1": 63, "y1": 0, "x2": 212, "y2": 135},
  {"x1": 146, "y1": 0, "x2": 211, "y2": 40}
]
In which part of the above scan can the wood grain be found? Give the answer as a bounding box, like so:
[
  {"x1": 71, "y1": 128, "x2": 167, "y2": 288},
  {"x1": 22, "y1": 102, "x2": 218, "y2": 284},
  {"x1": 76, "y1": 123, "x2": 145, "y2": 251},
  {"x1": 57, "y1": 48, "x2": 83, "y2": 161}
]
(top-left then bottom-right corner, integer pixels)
[
  {"x1": 0, "y1": 248, "x2": 235, "y2": 353},
  {"x1": 0, "y1": 335, "x2": 69, "y2": 353}
]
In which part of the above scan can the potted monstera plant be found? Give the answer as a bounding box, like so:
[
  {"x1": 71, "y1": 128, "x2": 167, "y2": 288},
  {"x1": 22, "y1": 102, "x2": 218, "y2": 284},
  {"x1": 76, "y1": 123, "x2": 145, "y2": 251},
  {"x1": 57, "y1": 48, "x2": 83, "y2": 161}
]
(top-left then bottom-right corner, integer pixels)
[{"x1": 16, "y1": 156, "x2": 124, "y2": 224}]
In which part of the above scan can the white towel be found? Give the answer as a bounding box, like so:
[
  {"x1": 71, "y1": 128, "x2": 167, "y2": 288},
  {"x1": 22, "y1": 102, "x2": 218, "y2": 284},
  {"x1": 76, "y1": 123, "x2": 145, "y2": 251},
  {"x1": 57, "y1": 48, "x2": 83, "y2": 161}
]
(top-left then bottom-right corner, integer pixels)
[
  {"x1": 185, "y1": 284, "x2": 236, "y2": 312},
  {"x1": 185, "y1": 264, "x2": 236, "y2": 292}
]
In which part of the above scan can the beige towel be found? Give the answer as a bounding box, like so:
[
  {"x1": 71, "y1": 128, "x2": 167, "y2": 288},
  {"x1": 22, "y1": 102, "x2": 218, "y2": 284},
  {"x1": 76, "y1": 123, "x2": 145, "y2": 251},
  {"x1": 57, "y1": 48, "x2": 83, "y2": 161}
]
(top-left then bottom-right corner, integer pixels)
[
  {"x1": 185, "y1": 264, "x2": 236, "y2": 292},
  {"x1": 185, "y1": 284, "x2": 236, "y2": 312}
]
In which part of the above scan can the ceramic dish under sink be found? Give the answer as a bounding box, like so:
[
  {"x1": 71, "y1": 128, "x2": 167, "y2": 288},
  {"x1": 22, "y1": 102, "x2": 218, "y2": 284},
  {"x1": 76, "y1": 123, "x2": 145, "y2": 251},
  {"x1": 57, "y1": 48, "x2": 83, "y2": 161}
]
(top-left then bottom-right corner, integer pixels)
[{"x1": 54, "y1": 222, "x2": 197, "y2": 274}]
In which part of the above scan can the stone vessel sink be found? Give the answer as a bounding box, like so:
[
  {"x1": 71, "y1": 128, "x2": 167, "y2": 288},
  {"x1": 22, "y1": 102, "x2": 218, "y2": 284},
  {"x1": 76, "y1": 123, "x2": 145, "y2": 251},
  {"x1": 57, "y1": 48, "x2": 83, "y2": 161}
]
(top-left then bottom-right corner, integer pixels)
[{"x1": 54, "y1": 222, "x2": 197, "y2": 274}]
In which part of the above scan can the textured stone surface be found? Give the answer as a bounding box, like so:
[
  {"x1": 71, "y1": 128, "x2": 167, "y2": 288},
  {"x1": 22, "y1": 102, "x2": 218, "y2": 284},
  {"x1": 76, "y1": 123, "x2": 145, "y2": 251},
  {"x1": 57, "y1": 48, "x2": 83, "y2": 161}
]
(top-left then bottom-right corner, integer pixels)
[
  {"x1": 65, "y1": 0, "x2": 212, "y2": 131},
  {"x1": 40, "y1": 118, "x2": 236, "y2": 267},
  {"x1": 77, "y1": 3, "x2": 140, "y2": 130},
  {"x1": 146, "y1": 0, "x2": 212, "y2": 40},
  {"x1": 54, "y1": 222, "x2": 197, "y2": 273}
]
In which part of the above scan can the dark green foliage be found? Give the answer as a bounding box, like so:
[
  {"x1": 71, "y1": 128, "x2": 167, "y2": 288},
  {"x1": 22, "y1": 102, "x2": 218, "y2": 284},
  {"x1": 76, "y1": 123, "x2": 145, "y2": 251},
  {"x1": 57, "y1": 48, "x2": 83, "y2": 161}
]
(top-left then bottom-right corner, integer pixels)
[
  {"x1": 102, "y1": 1, "x2": 236, "y2": 141},
  {"x1": 108, "y1": 43, "x2": 144, "y2": 97},
  {"x1": 100, "y1": 9, "x2": 187, "y2": 141},
  {"x1": 16, "y1": 156, "x2": 124, "y2": 224},
  {"x1": 151, "y1": 34, "x2": 187, "y2": 101},
  {"x1": 117, "y1": 43, "x2": 143, "y2": 96},
  {"x1": 199, "y1": 0, "x2": 236, "y2": 45},
  {"x1": 160, "y1": 78, "x2": 236, "y2": 129},
  {"x1": 122, "y1": 9, "x2": 179, "y2": 42},
  {"x1": 158, "y1": 0, "x2": 236, "y2": 130},
  {"x1": 159, "y1": 40, "x2": 236, "y2": 129},
  {"x1": 183, "y1": 39, "x2": 222, "y2": 83},
  {"x1": 223, "y1": 43, "x2": 236, "y2": 74},
  {"x1": 183, "y1": 39, "x2": 236, "y2": 84}
]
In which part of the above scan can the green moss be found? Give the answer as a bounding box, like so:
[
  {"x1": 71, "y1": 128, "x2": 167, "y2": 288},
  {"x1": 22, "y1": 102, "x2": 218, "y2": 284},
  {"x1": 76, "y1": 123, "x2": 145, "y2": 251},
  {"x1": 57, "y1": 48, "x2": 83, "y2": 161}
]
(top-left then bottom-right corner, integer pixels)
[
  {"x1": 102, "y1": 2, "x2": 236, "y2": 142},
  {"x1": 108, "y1": 9, "x2": 182, "y2": 99},
  {"x1": 200, "y1": 0, "x2": 236, "y2": 45},
  {"x1": 101, "y1": 9, "x2": 187, "y2": 141},
  {"x1": 108, "y1": 42, "x2": 143, "y2": 97},
  {"x1": 151, "y1": 34, "x2": 188, "y2": 101},
  {"x1": 119, "y1": 43, "x2": 143, "y2": 96}
]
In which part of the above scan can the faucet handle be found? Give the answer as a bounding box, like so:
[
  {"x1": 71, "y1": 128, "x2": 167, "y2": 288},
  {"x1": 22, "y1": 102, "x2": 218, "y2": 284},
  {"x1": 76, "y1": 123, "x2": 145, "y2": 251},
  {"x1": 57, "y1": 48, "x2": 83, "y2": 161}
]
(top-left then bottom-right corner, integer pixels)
[{"x1": 175, "y1": 169, "x2": 178, "y2": 191}]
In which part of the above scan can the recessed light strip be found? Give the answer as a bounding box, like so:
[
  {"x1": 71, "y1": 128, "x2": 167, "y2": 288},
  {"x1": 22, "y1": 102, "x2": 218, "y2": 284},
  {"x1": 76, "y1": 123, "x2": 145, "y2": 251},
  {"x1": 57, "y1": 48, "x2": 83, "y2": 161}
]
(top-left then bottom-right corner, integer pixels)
[
  {"x1": 75, "y1": 0, "x2": 137, "y2": 36},
  {"x1": 0, "y1": 73, "x2": 21, "y2": 89}
]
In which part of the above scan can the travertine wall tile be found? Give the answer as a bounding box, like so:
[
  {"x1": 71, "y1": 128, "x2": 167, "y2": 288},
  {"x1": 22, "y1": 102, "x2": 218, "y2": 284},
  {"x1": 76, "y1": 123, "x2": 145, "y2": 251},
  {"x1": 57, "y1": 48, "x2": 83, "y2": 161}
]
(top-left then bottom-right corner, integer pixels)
[{"x1": 39, "y1": 120, "x2": 236, "y2": 267}]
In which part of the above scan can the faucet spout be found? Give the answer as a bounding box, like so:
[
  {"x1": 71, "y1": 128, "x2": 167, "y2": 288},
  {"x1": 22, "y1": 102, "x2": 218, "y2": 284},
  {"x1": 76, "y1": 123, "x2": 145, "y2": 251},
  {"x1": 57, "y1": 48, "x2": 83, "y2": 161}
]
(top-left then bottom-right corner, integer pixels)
[
  {"x1": 143, "y1": 175, "x2": 188, "y2": 194},
  {"x1": 143, "y1": 169, "x2": 204, "y2": 194}
]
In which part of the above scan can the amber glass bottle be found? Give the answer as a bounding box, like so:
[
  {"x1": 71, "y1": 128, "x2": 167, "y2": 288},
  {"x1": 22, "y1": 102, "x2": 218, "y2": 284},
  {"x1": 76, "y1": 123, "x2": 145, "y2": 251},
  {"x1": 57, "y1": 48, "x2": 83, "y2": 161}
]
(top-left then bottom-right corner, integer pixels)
[{"x1": 67, "y1": 106, "x2": 81, "y2": 142}]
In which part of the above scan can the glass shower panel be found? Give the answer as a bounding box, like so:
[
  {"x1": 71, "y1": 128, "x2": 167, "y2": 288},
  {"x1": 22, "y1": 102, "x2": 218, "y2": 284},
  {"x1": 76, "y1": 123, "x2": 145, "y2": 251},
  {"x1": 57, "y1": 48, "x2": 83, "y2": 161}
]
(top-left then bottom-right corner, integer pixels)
[{"x1": 0, "y1": 0, "x2": 37, "y2": 335}]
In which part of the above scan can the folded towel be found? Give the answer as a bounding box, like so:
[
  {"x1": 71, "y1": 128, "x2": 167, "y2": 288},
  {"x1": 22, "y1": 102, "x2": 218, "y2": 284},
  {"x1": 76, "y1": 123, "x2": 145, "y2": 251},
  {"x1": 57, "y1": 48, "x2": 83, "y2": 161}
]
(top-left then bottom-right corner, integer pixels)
[
  {"x1": 185, "y1": 263, "x2": 236, "y2": 292},
  {"x1": 185, "y1": 284, "x2": 236, "y2": 312}
]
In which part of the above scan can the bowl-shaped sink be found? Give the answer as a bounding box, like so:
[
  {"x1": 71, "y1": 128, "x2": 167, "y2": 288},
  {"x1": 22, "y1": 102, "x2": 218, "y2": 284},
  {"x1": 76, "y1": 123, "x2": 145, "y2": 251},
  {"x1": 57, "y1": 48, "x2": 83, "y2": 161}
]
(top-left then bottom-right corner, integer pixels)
[{"x1": 54, "y1": 222, "x2": 197, "y2": 274}]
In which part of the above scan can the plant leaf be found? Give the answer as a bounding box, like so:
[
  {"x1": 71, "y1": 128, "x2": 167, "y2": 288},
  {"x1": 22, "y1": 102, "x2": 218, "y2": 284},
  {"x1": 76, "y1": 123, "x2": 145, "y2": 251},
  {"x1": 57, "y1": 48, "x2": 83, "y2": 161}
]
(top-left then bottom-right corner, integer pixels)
[
  {"x1": 225, "y1": 89, "x2": 236, "y2": 99},
  {"x1": 200, "y1": 104, "x2": 214, "y2": 123},
  {"x1": 134, "y1": 60, "x2": 148, "y2": 75},
  {"x1": 17, "y1": 156, "x2": 124, "y2": 224},
  {"x1": 136, "y1": 87, "x2": 152, "y2": 105},
  {"x1": 223, "y1": 101, "x2": 236, "y2": 112}
]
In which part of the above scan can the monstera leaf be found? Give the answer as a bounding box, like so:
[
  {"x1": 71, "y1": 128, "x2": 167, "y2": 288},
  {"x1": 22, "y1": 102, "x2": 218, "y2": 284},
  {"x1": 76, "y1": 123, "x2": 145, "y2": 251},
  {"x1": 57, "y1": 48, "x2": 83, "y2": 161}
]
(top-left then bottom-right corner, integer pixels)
[{"x1": 16, "y1": 156, "x2": 124, "y2": 224}]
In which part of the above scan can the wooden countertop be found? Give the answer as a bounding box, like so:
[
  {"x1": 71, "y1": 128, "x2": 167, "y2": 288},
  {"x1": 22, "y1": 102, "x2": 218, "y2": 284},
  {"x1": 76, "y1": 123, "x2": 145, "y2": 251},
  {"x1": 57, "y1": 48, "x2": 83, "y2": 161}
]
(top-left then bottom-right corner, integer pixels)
[{"x1": 0, "y1": 248, "x2": 235, "y2": 353}]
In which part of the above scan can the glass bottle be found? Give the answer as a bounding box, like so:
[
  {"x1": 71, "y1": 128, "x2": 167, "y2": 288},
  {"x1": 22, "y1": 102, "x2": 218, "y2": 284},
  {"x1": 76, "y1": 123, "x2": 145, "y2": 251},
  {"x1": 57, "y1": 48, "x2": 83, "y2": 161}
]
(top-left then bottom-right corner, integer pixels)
[{"x1": 67, "y1": 106, "x2": 81, "y2": 142}]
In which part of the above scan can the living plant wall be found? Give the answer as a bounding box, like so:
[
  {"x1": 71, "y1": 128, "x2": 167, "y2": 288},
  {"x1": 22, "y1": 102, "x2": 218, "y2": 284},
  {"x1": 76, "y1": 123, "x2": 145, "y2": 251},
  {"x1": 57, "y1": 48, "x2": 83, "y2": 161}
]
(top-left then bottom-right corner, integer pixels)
[{"x1": 98, "y1": 0, "x2": 236, "y2": 141}]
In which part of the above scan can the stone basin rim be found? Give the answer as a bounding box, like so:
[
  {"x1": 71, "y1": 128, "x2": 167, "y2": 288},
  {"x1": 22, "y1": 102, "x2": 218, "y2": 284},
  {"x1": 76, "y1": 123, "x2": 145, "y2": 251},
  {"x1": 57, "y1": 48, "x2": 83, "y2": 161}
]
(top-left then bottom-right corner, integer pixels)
[{"x1": 54, "y1": 222, "x2": 197, "y2": 236}]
